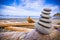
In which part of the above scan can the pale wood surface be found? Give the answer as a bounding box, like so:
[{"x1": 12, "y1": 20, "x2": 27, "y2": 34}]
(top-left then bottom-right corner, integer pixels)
[
  {"x1": 5, "y1": 26, "x2": 33, "y2": 32},
  {"x1": 0, "y1": 22, "x2": 35, "y2": 27}
]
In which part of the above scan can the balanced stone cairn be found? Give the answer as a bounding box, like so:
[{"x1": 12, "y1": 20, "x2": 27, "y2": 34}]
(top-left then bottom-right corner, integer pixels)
[{"x1": 35, "y1": 8, "x2": 53, "y2": 35}]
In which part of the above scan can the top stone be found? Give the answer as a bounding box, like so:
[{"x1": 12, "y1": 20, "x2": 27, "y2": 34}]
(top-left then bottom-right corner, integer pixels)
[{"x1": 44, "y1": 8, "x2": 51, "y2": 12}]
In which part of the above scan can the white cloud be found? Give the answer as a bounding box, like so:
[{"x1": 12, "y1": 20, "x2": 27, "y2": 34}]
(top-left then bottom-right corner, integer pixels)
[{"x1": 0, "y1": 0, "x2": 59, "y2": 17}]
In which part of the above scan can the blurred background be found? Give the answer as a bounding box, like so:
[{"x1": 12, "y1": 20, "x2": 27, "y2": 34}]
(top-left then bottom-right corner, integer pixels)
[{"x1": 0, "y1": 0, "x2": 60, "y2": 18}]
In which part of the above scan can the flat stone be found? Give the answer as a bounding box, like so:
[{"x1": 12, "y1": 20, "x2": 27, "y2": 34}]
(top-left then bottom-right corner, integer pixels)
[{"x1": 44, "y1": 8, "x2": 51, "y2": 12}]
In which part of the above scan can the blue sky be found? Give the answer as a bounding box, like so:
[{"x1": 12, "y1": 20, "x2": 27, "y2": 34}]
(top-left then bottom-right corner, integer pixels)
[{"x1": 0, "y1": 0, "x2": 60, "y2": 17}]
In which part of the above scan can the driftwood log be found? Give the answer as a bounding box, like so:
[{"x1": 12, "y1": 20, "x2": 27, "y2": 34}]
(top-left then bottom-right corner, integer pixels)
[
  {"x1": 0, "y1": 16, "x2": 35, "y2": 27},
  {"x1": 0, "y1": 22, "x2": 34, "y2": 28},
  {"x1": 27, "y1": 16, "x2": 35, "y2": 23},
  {"x1": 0, "y1": 28, "x2": 60, "y2": 40},
  {"x1": 5, "y1": 26, "x2": 33, "y2": 32}
]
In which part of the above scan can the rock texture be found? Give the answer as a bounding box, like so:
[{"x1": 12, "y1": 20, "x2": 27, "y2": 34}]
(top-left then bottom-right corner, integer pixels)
[{"x1": 35, "y1": 8, "x2": 53, "y2": 34}]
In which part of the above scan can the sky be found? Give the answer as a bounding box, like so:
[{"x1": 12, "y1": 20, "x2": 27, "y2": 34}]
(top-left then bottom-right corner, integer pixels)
[{"x1": 0, "y1": 0, "x2": 60, "y2": 17}]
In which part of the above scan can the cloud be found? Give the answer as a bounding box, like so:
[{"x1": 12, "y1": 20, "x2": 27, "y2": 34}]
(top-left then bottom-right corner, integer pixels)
[{"x1": 0, "y1": 0, "x2": 59, "y2": 17}]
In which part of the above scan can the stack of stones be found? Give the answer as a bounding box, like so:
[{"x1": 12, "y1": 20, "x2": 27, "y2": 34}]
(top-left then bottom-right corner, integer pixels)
[{"x1": 35, "y1": 8, "x2": 53, "y2": 35}]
